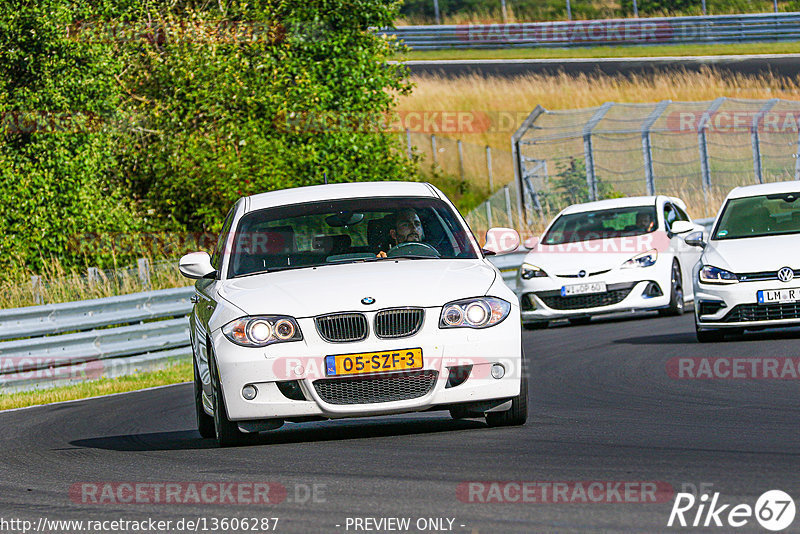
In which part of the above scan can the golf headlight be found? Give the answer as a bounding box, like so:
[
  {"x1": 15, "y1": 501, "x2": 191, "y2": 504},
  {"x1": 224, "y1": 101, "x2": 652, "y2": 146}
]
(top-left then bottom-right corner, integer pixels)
[
  {"x1": 621, "y1": 249, "x2": 657, "y2": 268},
  {"x1": 699, "y1": 265, "x2": 739, "y2": 284},
  {"x1": 223, "y1": 316, "x2": 303, "y2": 347},
  {"x1": 520, "y1": 263, "x2": 548, "y2": 280},
  {"x1": 439, "y1": 297, "x2": 511, "y2": 329}
]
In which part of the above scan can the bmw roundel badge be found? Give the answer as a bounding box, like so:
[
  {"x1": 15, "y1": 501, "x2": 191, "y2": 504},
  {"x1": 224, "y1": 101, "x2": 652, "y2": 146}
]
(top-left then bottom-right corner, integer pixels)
[{"x1": 361, "y1": 297, "x2": 376, "y2": 305}]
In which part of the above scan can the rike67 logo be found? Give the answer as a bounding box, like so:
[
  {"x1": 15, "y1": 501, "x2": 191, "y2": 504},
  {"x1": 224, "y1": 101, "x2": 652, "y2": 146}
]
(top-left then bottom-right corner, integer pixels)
[{"x1": 668, "y1": 490, "x2": 796, "y2": 531}]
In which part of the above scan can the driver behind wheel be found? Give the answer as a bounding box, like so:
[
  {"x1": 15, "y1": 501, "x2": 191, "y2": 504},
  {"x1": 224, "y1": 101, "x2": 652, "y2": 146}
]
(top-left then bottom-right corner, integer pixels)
[{"x1": 376, "y1": 208, "x2": 426, "y2": 258}]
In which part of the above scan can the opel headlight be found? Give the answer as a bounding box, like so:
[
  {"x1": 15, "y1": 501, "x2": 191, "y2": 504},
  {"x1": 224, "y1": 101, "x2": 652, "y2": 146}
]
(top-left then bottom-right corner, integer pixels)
[
  {"x1": 223, "y1": 316, "x2": 303, "y2": 347},
  {"x1": 699, "y1": 265, "x2": 739, "y2": 284},
  {"x1": 621, "y1": 249, "x2": 657, "y2": 269},
  {"x1": 520, "y1": 263, "x2": 548, "y2": 280},
  {"x1": 439, "y1": 297, "x2": 511, "y2": 329}
]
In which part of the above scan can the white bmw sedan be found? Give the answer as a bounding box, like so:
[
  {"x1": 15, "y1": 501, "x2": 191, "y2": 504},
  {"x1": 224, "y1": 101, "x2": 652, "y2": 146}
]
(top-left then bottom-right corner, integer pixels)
[
  {"x1": 516, "y1": 196, "x2": 704, "y2": 329},
  {"x1": 179, "y1": 181, "x2": 526, "y2": 446},
  {"x1": 690, "y1": 181, "x2": 800, "y2": 342}
]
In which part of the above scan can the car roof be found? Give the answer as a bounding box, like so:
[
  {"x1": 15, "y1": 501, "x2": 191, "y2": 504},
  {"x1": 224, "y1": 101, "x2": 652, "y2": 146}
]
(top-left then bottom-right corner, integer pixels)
[
  {"x1": 559, "y1": 195, "x2": 676, "y2": 215},
  {"x1": 726, "y1": 180, "x2": 800, "y2": 199},
  {"x1": 243, "y1": 181, "x2": 439, "y2": 212}
]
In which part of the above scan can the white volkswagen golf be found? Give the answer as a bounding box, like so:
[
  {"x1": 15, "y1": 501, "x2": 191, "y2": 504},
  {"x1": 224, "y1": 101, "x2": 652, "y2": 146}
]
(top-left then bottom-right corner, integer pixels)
[
  {"x1": 690, "y1": 181, "x2": 800, "y2": 342},
  {"x1": 516, "y1": 196, "x2": 705, "y2": 329},
  {"x1": 179, "y1": 181, "x2": 526, "y2": 446}
]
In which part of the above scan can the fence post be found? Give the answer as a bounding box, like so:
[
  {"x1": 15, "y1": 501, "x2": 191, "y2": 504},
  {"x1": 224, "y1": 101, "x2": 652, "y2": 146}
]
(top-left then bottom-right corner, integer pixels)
[
  {"x1": 137, "y1": 257, "x2": 151, "y2": 290},
  {"x1": 433, "y1": 0, "x2": 441, "y2": 24},
  {"x1": 702, "y1": 0, "x2": 707, "y2": 15},
  {"x1": 511, "y1": 105, "x2": 546, "y2": 227},
  {"x1": 632, "y1": 0, "x2": 639, "y2": 17},
  {"x1": 31, "y1": 275, "x2": 43, "y2": 305},
  {"x1": 641, "y1": 100, "x2": 670, "y2": 196},
  {"x1": 431, "y1": 134, "x2": 437, "y2": 167},
  {"x1": 583, "y1": 102, "x2": 613, "y2": 201},
  {"x1": 486, "y1": 145, "x2": 494, "y2": 193},
  {"x1": 504, "y1": 186, "x2": 514, "y2": 228},
  {"x1": 486, "y1": 201, "x2": 493, "y2": 228},
  {"x1": 751, "y1": 99, "x2": 777, "y2": 184},
  {"x1": 87, "y1": 267, "x2": 101, "y2": 287},
  {"x1": 501, "y1": 0, "x2": 508, "y2": 22},
  {"x1": 697, "y1": 98, "x2": 726, "y2": 215},
  {"x1": 795, "y1": 127, "x2": 800, "y2": 180},
  {"x1": 457, "y1": 139, "x2": 465, "y2": 181},
  {"x1": 405, "y1": 128, "x2": 412, "y2": 160},
  {"x1": 566, "y1": 0, "x2": 571, "y2": 20}
]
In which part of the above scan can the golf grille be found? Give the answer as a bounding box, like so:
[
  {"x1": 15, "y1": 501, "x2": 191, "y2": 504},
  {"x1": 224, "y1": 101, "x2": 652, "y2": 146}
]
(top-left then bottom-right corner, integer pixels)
[
  {"x1": 536, "y1": 282, "x2": 636, "y2": 311},
  {"x1": 723, "y1": 303, "x2": 800, "y2": 322},
  {"x1": 313, "y1": 370, "x2": 438, "y2": 405},
  {"x1": 374, "y1": 308, "x2": 424, "y2": 339},
  {"x1": 315, "y1": 313, "x2": 368, "y2": 343}
]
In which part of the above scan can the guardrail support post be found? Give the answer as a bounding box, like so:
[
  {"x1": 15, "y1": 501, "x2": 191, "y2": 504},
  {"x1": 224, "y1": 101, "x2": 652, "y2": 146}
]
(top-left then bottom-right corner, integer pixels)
[
  {"x1": 583, "y1": 102, "x2": 614, "y2": 201},
  {"x1": 138, "y1": 258, "x2": 151, "y2": 290},
  {"x1": 486, "y1": 145, "x2": 493, "y2": 193},
  {"x1": 641, "y1": 100, "x2": 670, "y2": 196},
  {"x1": 457, "y1": 139, "x2": 465, "y2": 181},
  {"x1": 697, "y1": 98, "x2": 726, "y2": 216},
  {"x1": 31, "y1": 275, "x2": 43, "y2": 305},
  {"x1": 87, "y1": 267, "x2": 101, "y2": 287},
  {"x1": 751, "y1": 99, "x2": 777, "y2": 184}
]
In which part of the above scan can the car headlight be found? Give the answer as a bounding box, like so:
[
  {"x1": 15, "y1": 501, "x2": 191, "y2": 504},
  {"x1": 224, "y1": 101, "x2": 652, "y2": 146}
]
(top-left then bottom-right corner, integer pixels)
[
  {"x1": 222, "y1": 316, "x2": 303, "y2": 347},
  {"x1": 520, "y1": 263, "x2": 548, "y2": 279},
  {"x1": 439, "y1": 297, "x2": 511, "y2": 329},
  {"x1": 621, "y1": 249, "x2": 657, "y2": 268},
  {"x1": 699, "y1": 265, "x2": 739, "y2": 284}
]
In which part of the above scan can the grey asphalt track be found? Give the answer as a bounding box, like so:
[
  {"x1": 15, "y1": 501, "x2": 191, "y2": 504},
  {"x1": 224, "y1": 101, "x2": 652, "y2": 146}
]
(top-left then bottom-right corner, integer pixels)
[
  {"x1": 405, "y1": 53, "x2": 800, "y2": 78},
  {"x1": 2, "y1": 313, "x2": 800, "y2": 533}
]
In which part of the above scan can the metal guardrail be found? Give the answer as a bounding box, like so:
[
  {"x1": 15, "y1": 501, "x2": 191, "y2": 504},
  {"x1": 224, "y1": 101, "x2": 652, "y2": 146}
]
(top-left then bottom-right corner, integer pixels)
[
  {"x1": 0, "y1": 287, "x2": 194, "y2": 392},
  {"x1": 382, "y1": 12, "x2": 800, "y2": 49}
]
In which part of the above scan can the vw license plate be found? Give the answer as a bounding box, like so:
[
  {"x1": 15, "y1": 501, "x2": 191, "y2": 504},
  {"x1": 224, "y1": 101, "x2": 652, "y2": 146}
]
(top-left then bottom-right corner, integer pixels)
[
  {"x1": 325, "y1": 348, "x2": 423, "y2": 377},
  {"x1": 561, "y1": 282, "x2": 607, "y2": 297},
  {"x1": 757, "y1": 288, "x2": 800, "y2": 304}
]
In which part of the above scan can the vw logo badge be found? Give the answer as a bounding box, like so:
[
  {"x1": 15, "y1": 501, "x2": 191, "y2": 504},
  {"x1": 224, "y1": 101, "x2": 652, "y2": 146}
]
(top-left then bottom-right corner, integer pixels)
[
  {"x1": 578, "y1": 270, "x2": 587, "y2": 278},
  {"x1": 361, "y1": 297, "x2": 376, "y2": 305},
  {"x1": 778, "y1": 267, "x2": 795, "y2": 283}
]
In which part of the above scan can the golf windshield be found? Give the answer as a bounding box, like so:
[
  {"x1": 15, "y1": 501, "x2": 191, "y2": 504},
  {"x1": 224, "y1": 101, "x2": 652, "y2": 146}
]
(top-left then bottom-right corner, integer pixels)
[
  {"x1": 226, "y1": 196, "x2": 479, "y2": 278},
  {"x1": 713, "y1": 192, "x2": 800, "y2": 240},
  {"x1": 542, "y1": 206, "x2": 658, "y2": 245}
]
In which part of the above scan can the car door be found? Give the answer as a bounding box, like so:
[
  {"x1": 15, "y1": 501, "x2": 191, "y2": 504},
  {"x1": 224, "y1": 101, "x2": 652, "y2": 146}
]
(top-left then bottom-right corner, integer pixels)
[{"x1": 664, "y1": 202, "x2": 702, "y2": 298}]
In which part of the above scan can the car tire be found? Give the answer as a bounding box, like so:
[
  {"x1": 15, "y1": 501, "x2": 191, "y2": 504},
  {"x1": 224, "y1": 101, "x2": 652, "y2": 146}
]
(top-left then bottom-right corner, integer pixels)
[
  {"x1": 209, "y1": 355, "x2": 255, "y2": 447},
  {"x1": 568, "y1": 317, "x2": 591, "y2": 326},
  {"x1": 695, "y1": 322, "x2": 724, "y2": 343},
  {"x1": 523, "y1": 321, "x2": 548, "y2": 330},
  {"x1": 659, "y1": 260, "x2": 685, "y2": 317},
  {"x1": 485, "y1": 352, "x2": 528, "y2": 428},
  {"x1": 193, "y1": 356, "x2": 215, "y2": 439}
]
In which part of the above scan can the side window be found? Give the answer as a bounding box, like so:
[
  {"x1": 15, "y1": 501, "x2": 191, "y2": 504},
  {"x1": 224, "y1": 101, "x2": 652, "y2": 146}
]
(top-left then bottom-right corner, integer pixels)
[
  {"x1": 663, "y1": 203, "x2": 677, "y2": 230},
  {"x1": 211, "y1": 206, "x2": 236, "y2": 271},
  {"x1": 674, "y1": 205, "x2": 691, "y2": 222}
]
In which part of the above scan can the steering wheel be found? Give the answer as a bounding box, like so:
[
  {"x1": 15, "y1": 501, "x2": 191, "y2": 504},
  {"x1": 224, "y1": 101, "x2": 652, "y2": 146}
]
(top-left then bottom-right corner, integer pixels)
[{"x1": 386, "y1": 241, "x2": 441, "y2": 258}]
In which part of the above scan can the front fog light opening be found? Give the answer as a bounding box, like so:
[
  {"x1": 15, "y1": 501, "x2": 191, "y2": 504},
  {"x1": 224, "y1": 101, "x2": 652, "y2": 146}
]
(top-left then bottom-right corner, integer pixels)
[
  {"x1": 642, "y1": 282, "x2": 663, "y2": 299},
  {"x1": 491, "y1": 364, "x2": 505, "y2": 379},
  {"x1": 242, "y1": 384, "x2": 258, "y2": 400}
]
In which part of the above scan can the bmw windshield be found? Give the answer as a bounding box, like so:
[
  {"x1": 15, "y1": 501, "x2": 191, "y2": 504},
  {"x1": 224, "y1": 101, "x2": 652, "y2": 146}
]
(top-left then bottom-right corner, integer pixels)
[{"x1": 226, "y1": 196, "x2": 479, "y2": 278}]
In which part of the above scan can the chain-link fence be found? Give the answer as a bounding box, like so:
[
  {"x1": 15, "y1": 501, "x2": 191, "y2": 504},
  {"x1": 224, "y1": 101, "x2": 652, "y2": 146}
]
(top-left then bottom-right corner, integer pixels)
[{"x1": 508, "y1": 98, "x2": 800, "y2": 230}]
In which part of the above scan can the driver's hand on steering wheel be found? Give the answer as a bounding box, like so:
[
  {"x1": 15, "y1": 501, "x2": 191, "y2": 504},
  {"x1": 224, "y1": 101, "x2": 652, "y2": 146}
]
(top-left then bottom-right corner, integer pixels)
[{"x1": 376, "y1": 251, "x2": 387, "y2": 258}]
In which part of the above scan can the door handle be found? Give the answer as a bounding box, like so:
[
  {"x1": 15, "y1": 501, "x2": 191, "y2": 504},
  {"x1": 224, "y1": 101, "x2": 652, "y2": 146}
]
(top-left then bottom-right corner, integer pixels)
[{"x1": 190, "y1": 295, "x2": 199, "y2": 304}]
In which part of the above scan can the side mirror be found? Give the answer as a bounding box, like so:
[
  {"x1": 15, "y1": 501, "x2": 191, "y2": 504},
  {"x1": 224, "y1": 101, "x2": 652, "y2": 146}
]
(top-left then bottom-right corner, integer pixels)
[
  {"x1": 523, "y1": 236, "x2": 540, "y2": 250},
  {"x1": 179, "y1": 252, "x2": 217, "y2": 279},
  {"x1": 684, "y1": 231, "x2": 706, "y2": 248},
  {"x1": 484, "y1": 227, "x2": 520, "y2": 255},
  {"x1": 670, "y1": 220, "x2": 694, "y2": 235}
]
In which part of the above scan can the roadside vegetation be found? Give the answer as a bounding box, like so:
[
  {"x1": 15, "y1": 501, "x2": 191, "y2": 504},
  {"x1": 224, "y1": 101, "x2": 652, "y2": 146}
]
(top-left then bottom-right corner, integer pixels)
[
  {"x1": 398, "y1": 0, "x2": 800, "y2": 25},
  {"x1": 0, "y1": 361, "x2": 191, "y2": 411}
]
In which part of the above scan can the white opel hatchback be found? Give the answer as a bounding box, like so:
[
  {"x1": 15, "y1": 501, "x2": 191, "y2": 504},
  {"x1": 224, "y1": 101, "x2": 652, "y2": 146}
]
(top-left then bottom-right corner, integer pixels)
[
  {"x1": 179, "y1": 182, "x2": 526, "y2": 446},
  {"x1": 516, "y1": 196, "x2": 705, "y2": 329},
  {"x1": 690, "y1": 181, "x2": 800, "y2": 342}
]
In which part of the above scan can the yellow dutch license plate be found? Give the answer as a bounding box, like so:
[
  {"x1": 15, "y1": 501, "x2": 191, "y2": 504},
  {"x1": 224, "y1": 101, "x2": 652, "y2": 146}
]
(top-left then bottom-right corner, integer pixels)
[{"x1": 324, "y1": 348, "x2": 423, "y2": 377}]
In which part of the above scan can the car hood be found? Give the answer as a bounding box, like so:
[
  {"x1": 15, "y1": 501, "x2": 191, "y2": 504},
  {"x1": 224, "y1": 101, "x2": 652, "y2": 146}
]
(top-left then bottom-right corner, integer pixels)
[
  {"x1": 217, "y1": 259, "x2": 497, "y2": 317},
  {"x1": 702, "y1": 234, "x2": 800, "y2": 273}
]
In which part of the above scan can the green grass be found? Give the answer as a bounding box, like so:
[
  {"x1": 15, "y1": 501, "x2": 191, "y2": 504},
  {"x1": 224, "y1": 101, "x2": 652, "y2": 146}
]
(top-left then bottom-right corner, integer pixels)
[
  {"x1": 0, "y1": 360, "x2": 192, "y2": 411},
  {"x1": 399, "y1": 41, "x2": 800, "y2": 61}
]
